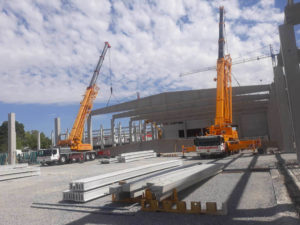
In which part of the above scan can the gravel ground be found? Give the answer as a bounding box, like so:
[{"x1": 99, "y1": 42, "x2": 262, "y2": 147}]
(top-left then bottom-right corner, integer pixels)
[{"x1": 0, "y1": 151, "x2": 299, "y2": 225}]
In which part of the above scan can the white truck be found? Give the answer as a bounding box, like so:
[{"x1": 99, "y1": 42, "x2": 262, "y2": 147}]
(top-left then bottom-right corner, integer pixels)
[
  {"x1": 37, "y1": 147, "x2": 97, "y2": 165},
  {"x1": 194, "y1": 135, "x2": 226, "y2": 157}
]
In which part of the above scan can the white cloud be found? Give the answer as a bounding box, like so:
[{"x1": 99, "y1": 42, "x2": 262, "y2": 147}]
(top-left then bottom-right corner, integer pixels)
[{"x1": 0, "y1": 0, "x2": 283, "y2": 104}]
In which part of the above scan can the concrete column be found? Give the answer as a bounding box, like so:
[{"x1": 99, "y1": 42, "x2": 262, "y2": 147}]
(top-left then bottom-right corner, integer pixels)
[
  {"x1": 118, "y1": 122, "x2": 122, "y2": 146},
  {"x1": 134, "y1": 124, "x2": 137, "y2": 143},
  {"x1": 154, "y1": 125, "x2": 158, "y2": 140},
  {"x1": 139, "y1": 121, "x2": 142, "y2": 142},
  {"x1": 143, "y1": 121, "x2": 147, "y2": 142},
  {"x1": 87, "y1": 115, "x2": 93, "y2": 146},
  {"x1": 66, "y1": 128, "x2": 69, "y2": 139},
  {"x1": 54, "y1": 117, "x2": 61, "y2": 146},
  {"x1": 151, "y1": 123, "x2": 155, "y2": 141},
  {"x1": 129, "y1": 120, "x2": 133, "y2": 143},
  {"x1": 8, "y1": 113, "x2": 16, "y2": 165},
  {"x1": 184, "y1": 121, "x2": 187, "y2": 138},
  {"x1": 100, "y1": 125, "x2": 104, "y2": 149},
  {"x1": 274, "y1": 66, "x2": 294, "y2": 152},
  {"x1": 267, "y1": 83, "x2": 283, "y2": 149},
  {"x1": 37, "y1": 131, "x2": 41, "y2": 150},
  {"x1": 51, "y1": 130, "x2": 54, "y2": 147},
  {"x1": 279, "y1": 24, "x2": 299, "y2": 155},
  {"x1": 111, "y1": 118, "x2": 115, "y2": 147}
]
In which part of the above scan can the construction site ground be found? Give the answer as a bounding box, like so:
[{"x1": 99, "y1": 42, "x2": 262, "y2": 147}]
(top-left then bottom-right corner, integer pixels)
[{"x1": 0, "y1": 151, "x2": 299, "y2": 225}]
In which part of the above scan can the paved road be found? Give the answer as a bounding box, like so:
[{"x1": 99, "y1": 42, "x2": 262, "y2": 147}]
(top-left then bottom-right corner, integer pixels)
[{"x1": 0, "y1": 152, "x2": 299, "y2": 225}]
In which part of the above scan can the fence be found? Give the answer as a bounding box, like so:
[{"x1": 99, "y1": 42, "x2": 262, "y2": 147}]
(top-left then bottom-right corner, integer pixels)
[{"x1": 0, "y1": 153, "x2": 8, "y2": 165}]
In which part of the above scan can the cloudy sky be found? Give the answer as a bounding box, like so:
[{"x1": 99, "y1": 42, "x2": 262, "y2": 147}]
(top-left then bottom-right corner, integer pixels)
[{"x1": 0, "y1": 0, "x2": 299, "y2": 136}]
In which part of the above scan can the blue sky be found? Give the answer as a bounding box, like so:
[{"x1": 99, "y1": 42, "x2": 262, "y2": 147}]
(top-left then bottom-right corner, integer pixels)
[{"x1": 0, "y1": 0, "x2": 299, "y2": 137}]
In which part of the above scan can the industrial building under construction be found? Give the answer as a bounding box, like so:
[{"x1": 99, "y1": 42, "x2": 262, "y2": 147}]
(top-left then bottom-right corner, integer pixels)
[{"x1": 1, "y1": 1, "x2": 300, "y2": 225}]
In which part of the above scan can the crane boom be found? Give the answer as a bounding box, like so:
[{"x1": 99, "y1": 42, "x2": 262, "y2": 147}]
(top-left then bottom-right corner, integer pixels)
[
  {"x1": 59, "y1": 42, "x2": 111, "y2": 151},
  {"x1": 215, "y1": 6, "x2": 232, "y2": 127}
]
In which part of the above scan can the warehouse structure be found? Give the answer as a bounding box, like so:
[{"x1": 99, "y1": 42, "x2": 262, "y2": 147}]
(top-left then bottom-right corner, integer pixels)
[{"x1": 51, "y1": 1, "x2": 300, "y2": 158}]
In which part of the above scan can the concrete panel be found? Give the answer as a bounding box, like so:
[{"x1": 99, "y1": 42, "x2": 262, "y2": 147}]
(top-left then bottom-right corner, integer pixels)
[
  {"x1": 279, "y1": 24, "x2": 300, "y2": 157},
  {"x1": 274, "y1": 66, "x2": 294, "y2": 152},
  {"x1": 240, "y1": 112, "x2": 268, "y2": 138},
  {"x1": 267, "y1": 83, "x2": 283, "y2": 149},
  {"x1": 285, "y1": 2, "x2": 300, "y2": 25}
]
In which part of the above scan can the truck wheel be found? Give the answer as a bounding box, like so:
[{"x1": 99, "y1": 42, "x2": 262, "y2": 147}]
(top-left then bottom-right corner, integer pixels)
[
  {"x1": 60, "y1": 155, "x2": 66, "y2": 164},
  {"x1": 258, "y1": 148, "x2": 264, "y2": 154},
  {"x1": 91, "y1": 153, "x2": 96, "y2": 160},
  {"x1": 85, "y1": 154, "x2": 90, "y2": 161}
]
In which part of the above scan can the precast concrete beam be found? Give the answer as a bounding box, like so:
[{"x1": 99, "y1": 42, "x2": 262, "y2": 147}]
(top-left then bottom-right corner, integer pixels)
[
  {"x1": 148, "y1": 163, "x2": 223, "y2": 201},
  {"x1": 69, "y1": 160, "x2": 182, "y2": 192},
  {"x1": 130, "y1": 101, "x2": 268, "y2": 122},
  {"x1": 131, "y1": 107, "x2": 268, "y2": 124},
  {"x1": 91, "y1": 85, "x2": 270, "y2": 116},
  {"x1": 111, "y1": 94, "x2": 269, "y2": 120}
]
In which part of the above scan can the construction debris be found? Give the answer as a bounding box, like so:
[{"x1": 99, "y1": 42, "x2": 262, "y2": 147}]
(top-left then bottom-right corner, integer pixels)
[
  {"x1": 0, "y1": 164, "x2": 40, "y2": 181},
  {"x1": 63, "y1": 160, "x2": 182, "y2": 202}
]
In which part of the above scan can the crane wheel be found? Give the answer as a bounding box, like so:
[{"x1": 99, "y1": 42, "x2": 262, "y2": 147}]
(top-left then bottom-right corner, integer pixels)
[
  {"x1": 85, "y1": 154, "x2": 90, "y2": 161},
  {"x1": 91, "y1": 153, "x2": 96, "y2": 160}
]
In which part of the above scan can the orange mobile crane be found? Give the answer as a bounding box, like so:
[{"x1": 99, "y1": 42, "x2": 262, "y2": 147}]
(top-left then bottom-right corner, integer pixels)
[
  {"x1": 59, "y1": 41, "x2": 111, "y2": 151},
  {"x1": 37, "y1": 42, "x2": 111, "y2": 165},
  {"x1": 183, "y1": 7, "x2": 261, "y2": 157}
]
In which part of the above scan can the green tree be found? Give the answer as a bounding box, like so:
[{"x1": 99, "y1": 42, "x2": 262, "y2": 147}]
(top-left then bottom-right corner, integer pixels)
[
  {"x1": 24, "y1": 130, "x2": 51, "y2": 149},
  {"x1": 0, "y1": 121, "x2": 26, "y2": 152},
  {"x1": 0, "y1": 121, "x2": 51, "y2": 152}
]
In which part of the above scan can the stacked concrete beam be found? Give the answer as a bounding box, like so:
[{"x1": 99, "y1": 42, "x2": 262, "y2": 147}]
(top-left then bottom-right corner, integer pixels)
[
  {"x1": 63, "y1": 160, "x2": 182, "y2": 202},
  {"x1": 100, "y1": 157, "x2": 118, "y2": 164},
  {"x1": 110, "y1": 163, "x2": 223, "y2": 201},
  {"x1": 0, "y1": 164, "x2": 40, "y2": 181},
  {"x1": 148, "y1": 163, "x2": 223, "y2": 201},
  {"x1": 117, "y1": 150, "x2": 156, "y2": 163}
]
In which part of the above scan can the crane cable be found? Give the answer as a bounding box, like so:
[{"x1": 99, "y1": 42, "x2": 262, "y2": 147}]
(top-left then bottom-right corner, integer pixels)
[{"x1": 106, "y1": 48, "x2": 113, "y2": 107}]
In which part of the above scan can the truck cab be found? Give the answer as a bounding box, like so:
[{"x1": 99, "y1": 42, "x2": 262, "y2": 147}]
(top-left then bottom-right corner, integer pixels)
[
  {"x1": 37, "y1": 148, "x2": 59, "y2": 165},
  {"x1": 194, "y1": 135, "x2": 225, "y2": 157}
]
